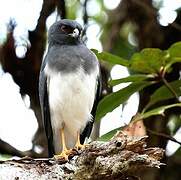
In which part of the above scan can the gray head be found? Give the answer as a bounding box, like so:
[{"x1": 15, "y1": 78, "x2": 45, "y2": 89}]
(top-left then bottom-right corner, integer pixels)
[{"x1": 48, "y1": 19, "x2": 83, "y2": 46}]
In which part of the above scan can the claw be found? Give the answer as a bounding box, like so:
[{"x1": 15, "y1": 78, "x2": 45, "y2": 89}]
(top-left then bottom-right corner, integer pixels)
[
  {"x1": 75, "y1": 143, "x2": 89, "y2": 150},
  {"x1": 54, "y1": 128, "x2": 73, "y2": 161},
  {"x1": 54, "y1": 151, "x2": 69, "y2": 161},
  {"x1": 54, "y1": 129, "x2": 89, "y2": 161},
  {"x1": 54, "y1": 148, "x2": 78, "y2": 161},
  {"x1": 74, "y1": 131, "x2": 89, "y2": 150}
]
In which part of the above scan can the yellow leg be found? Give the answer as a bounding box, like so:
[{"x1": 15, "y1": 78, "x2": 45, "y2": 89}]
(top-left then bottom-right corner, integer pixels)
[
  {"x1": 54, "y1": 128, "x2": 72, "y2": 161},
  {"x1": 74, "y1": 131, "x2": 89, "y2": 150},
  {"x1": 61, "y1": 127, "x2": 68, "y2": 152}
]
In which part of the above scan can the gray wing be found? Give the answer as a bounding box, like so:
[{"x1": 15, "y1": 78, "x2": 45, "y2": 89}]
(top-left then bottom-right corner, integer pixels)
[{"x1": 39, "y1": 57, "x2": 54, "y2": 157}]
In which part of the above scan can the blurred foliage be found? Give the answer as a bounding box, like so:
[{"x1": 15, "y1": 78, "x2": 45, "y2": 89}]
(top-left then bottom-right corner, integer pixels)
[{"x1": 94, "y1": 41, "x2": 181, "y2": 139}]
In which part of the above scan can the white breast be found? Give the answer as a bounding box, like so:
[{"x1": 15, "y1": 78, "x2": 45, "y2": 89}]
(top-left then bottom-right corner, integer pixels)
[{"x1": 45, "y1": 65, "x2": 98, "y2": 153}]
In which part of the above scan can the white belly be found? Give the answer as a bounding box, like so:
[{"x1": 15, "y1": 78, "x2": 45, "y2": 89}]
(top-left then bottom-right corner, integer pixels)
[{"x1": 46, "y1": 67, "x2": 98, "y2": 153}]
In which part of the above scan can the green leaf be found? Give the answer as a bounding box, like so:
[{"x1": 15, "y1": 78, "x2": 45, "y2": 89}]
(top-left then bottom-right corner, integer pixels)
[
  {"x1": 165, "y1": 42, "x2": 181, "y2": 71},
  {"x1": 98, "y1": 127, "x2": 123, "y2": 141},
  {"x1": 130, "y1": 48, "x2": 168, "y2": 74},
  {"x1": 145, "y1": 80, "x2": 181, "y2": 110},
  {"x1": 168, "y1": 41, "x2": 181, "y2": 57},
  {"x1": 109, "y1": 74, "x2": 152, "y2": 86},
  {"x1": 96, "y1": 81, "x2": 152, "y2": 121},
  {"x1": 165, "y1": 57, "x2": 181, "y2": 71},
  {"x1": 141, "y1": 103, "x2": 181, "y2": 119},
  {"x1": 91, "y1": 49, "x2": 129, "y2": 67}
]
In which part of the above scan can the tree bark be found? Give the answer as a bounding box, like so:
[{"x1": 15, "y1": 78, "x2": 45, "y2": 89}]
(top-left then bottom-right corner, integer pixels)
[{"x1": 0, "y1": 133, "x2": 164, "y2": 180}]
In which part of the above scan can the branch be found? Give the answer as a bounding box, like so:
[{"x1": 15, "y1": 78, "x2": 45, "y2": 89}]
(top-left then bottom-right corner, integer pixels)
[
  {"x1": 83, "y1": 0, "x2": 89, "y2": 25},
  {"x1": 0, "y1": 139, "x2": 45, "y2": 158},
  {"x1": 0, "y1": 133, "x2": 164, "y2": 179},
  {"x1": 0, "y1": 139, "x2": 23, "y2": 157},
  {"x1": 147, "y1": 128, "x2": 181, "y2": 146},
  {"x1": 56, "y1": 0, "x2": 66, "y2": 19}
]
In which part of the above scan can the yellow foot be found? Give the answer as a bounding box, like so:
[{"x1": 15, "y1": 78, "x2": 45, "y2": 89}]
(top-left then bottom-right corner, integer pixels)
[
  {"x1": 54, "y1": 149, "x2": 74, "y2": 161},
  {"x1": 74, "y1": 131, "x2": 89, "y2": 150},
  {"x1": 75, "y1": 143, "x2": 89, "y2": 150}
]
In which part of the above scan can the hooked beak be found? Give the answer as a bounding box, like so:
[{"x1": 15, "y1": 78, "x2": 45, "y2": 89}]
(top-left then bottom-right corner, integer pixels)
[{"x1": 69, "y1": 28, "x2": 79, "y2": 38}]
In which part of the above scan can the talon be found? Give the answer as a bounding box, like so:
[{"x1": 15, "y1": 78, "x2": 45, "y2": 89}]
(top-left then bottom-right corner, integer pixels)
[
  {"x1": 75, "y1": 143, "x2": 89, "y2": 150},
  {"x1": 54, "y1": 151, "x2": 69, "y2": 161},
  {"x1": 54, "y1": 128, "x2": 75, "y2": 161},
  {"x1": 74, "y1": 131, "x2": 89, "y2": 150},
  {"x1": 54, "y1": 148, "x2": 78, "y2": 160}
]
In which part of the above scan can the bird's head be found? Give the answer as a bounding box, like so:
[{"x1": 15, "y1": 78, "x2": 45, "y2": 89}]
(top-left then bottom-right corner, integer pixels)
[{"x1": 48, "y1": 19, "x2": 83, "y2": 46}]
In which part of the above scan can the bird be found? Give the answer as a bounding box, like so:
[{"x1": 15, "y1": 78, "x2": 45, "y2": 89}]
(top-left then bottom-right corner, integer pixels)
[{"x1": 39, "y1": 19, "x2": 101, "y2": 159}]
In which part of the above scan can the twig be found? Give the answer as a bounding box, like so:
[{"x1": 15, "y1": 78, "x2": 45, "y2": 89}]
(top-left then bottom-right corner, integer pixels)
[
  {"x1": 162, "y1": 77, "x2": 180, "y2": 101},
  {"x1": 147, "y1": 128, "x2": 181, "y2": 145},
  {"x1": 81, "y1": 0, "x2": 89, "y2": 41},
  {"x1": 83, "y1": 0, "x2": 89, "y2": 25},
  {"x1": 56, "y1": 0, "x2": 66, "y2": 19},
  {"x1": 170, "y1": 22, "x2": 181, "y2": 32}
]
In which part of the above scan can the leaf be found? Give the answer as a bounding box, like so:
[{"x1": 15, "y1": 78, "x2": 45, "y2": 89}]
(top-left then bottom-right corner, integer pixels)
[
  {"x1": 98, "y1": 127, "x2": 122, "y2": 141},
  {"x1": 164, "y1": 42, "x2": 181, "y2": 71},
  {"x1": 130, "y1": 48, "x2": 168, "y2": 74},
  {"x1": 168, "y1": 41, "x2": 181, "y2": 57},
  {"x1": 140, "y1": 103, "x2": 181, "y2": 119},
  {"x1": 91, "y1": 49, "x2": 129, "y2": 67},
  {"x1": 109, "y1": 74, "x2": 152, "y2": 86},
  {"x1": 165, "y1": 57, "x2": 181, "y2": 72},
  {"x1": 95, "y1": 81, "x2": 152, "y2": 121},
  {"x1": 145, "y1": 80, "x2": 181, "y2": 110}
]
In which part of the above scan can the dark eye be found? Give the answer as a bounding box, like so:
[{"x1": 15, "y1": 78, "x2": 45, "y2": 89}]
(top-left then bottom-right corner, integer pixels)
[{"x1": 60, "y1": 25, "x2": 73, "y2": 34}]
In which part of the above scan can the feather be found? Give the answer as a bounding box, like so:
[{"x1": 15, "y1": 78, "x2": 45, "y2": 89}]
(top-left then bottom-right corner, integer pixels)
[{"x1": 39, "y1": 62, "x2": 54, "y2": 157}]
